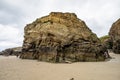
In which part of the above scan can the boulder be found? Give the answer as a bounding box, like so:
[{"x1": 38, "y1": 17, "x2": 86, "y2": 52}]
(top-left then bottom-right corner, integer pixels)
[
  {"x1": 109, "y1": 18, "x2": 120, "y2": 54},
  {"x1": 20, "y1": 12, "x2": 107, "y2": 62}
]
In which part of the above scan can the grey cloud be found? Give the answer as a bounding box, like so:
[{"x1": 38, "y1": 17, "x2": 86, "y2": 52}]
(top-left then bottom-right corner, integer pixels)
[{"x1": 0, "y1": 0, "x2": 24, "y2": 25}]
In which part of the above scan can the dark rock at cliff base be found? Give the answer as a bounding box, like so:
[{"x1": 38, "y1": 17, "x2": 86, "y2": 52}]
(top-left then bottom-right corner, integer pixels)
[
  {"x1": 109, "y1": 18, "x2": 120, "y2": 54},
  {"x1": 0, "y1": 47, "x2": 22, "y2": 56},
  {"x1": 20, "y1": 12, "x2": 107, "y2": 62}
]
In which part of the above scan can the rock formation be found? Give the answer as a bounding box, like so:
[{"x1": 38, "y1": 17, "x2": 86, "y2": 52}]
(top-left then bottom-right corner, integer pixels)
[
  {"x1": 0, "y1": 47, "x2": 22, "y2": 56},
  {"x1": 109, "y1": 18, "x2": 120, "y2": 54},
  {"x1": 20, "y1": 12, "x2": 107, "y2": 62},
  {"x1": 100, "y1": 35, "x2": 112, "y2": 49}
]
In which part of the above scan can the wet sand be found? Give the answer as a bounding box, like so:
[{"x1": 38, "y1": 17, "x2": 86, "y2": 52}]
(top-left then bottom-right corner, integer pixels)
[{"x1": 0, "y1": 52, "x2": 120, "y2": 80}]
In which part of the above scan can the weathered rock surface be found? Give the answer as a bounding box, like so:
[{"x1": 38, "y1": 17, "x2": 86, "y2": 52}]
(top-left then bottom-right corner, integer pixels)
[
  {"x1": 100, "y1": 35, "x2": 112, "y2": 49},
  {"x1": 0, "y1": 47, "x2": 22, "y2": 56},
  {"x1": 20, "y1": 12, "x2": 107, "y2": 62},
  {"x1": 109, "y1": 18, "x2": 120, "y2": 54}
]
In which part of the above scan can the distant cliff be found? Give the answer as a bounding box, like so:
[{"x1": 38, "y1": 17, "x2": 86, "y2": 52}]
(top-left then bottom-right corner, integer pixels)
[
  {"x1": 0, "y1": 47, "x2": 22, "y2": 56},
  {"x1": 109, "y1": 19, "x2": 120, "y2": 54},
  {"x1": 100, "y1": 35, "x2": 112, "y2": 49},
  {"x1": 20, "y1": 12, "x2": 107, "y2": 62}
]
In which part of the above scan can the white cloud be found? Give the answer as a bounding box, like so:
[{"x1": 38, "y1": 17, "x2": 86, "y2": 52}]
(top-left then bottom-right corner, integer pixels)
[
  {"x1": 74, "y1": 0, "x2": 120, "y2": 37},
  {"x1": 0, "y1": 24, "x2": 23, "y2": 51}
]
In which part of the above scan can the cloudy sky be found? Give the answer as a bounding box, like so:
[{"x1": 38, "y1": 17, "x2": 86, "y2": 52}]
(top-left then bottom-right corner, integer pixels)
[{"x1": 0, "y1": 0, "x2": 120, "y2": 51}]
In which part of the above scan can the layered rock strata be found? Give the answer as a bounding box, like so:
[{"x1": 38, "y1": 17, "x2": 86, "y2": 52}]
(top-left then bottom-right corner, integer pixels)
[{"x1": 109, "y1": 19, "x2": 120, "y2": 54}]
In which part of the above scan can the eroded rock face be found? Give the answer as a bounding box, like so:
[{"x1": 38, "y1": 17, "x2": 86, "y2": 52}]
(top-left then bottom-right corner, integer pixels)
[
  {"x1": 100, "y1": 35, "x2": 112, "y2": 49},
  {"x1": 109, "y1": 19, "x2": 120, "y2": 54},
  {"x1": 20, "y1": 12, "x2": 106, "y2": 62}
]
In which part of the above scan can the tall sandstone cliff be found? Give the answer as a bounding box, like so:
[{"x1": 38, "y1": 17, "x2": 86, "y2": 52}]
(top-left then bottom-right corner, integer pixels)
[
  {"x1": 20, "y1": 12, "x2": 106, "y2": 62},
  {"x1": 109, "y1": 19, "x2": 120, "y2": 54}
]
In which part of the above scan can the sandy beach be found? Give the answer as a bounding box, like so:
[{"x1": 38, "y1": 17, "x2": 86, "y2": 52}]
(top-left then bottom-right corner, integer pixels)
[{"x1": 0, "y1": 52, "x2": 120, "y2": 80}]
